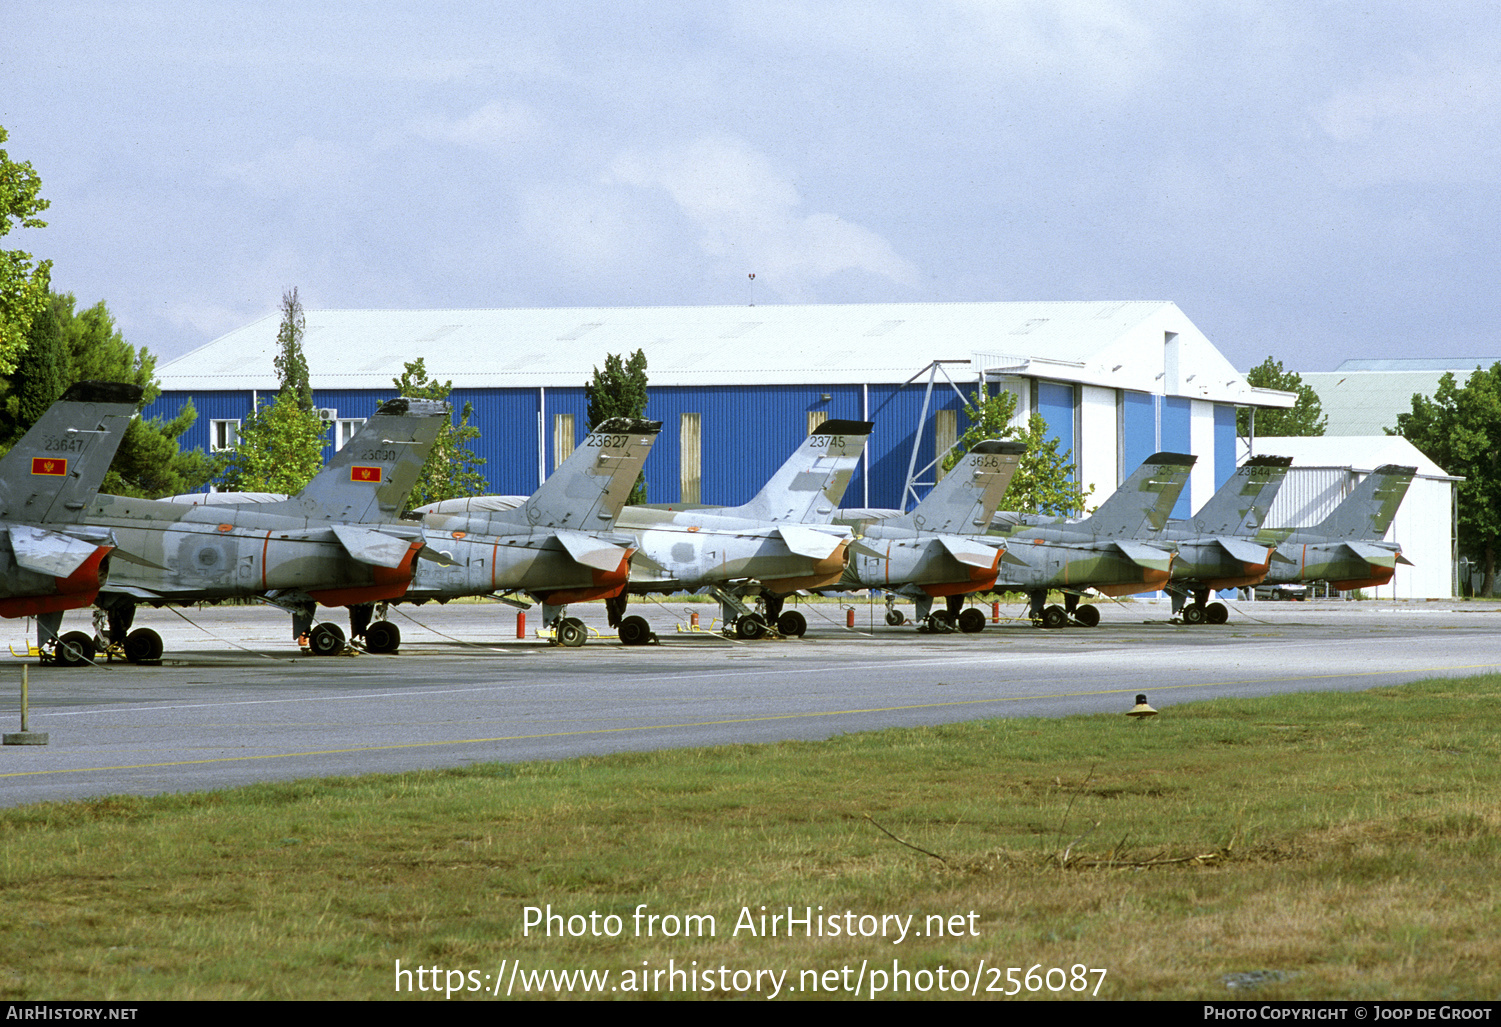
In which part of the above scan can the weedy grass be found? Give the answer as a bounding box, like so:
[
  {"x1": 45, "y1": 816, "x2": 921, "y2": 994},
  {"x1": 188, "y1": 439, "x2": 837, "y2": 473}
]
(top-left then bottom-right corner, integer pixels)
[{"x1": 1, "y1": 675, "x2": 1499, "y2": 1000}]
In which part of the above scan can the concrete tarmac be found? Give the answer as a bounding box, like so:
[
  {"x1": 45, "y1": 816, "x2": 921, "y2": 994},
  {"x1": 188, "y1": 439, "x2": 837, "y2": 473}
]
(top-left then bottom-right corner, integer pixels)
[{"x1": 1, "y1": 597, "x2": 1497, "y2": 807}]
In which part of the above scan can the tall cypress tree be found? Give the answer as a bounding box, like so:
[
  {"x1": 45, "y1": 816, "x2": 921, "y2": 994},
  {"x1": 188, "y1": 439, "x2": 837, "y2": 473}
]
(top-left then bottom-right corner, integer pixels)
[{"x1": 273, "y1": 287, "x2": 313, "y2": 412}]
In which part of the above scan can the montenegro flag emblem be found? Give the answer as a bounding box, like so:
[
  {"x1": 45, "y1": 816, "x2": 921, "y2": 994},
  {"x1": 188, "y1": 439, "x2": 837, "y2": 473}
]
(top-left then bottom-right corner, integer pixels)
[
  {"x1": 351, "y1": 465, "x2": 382, "y2": 483},
  {"x1": 31, "y1": 457, "x2": 68, "y2": 476}
]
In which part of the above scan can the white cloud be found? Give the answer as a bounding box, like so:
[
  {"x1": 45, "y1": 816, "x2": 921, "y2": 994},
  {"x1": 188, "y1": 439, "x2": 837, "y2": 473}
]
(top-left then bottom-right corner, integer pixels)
[
  {"x1": 733, "y1": 0, "x2": 1164, "y2": 98},
  {"x1": 609, "y1": 134, "x2": 921, "y2": 299},
  {"x1": 517, "y1": 182, "x2": 654, "y2": 272},
  {"x1": 409, "y1": 100, "x2": 544, "y2": 149},
  {"x1": 1314, "y1": 57, "x2": 1501, "y2": 185},
  {"x1": 220, "y1": 137, "x2": 365, "y2": 198}
]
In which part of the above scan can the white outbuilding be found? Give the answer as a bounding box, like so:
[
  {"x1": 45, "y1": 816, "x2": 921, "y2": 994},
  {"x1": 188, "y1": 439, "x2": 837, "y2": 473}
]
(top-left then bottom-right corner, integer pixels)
[{"x1": 1247, "y1": 435, "x2": 1458, "y2": 599}]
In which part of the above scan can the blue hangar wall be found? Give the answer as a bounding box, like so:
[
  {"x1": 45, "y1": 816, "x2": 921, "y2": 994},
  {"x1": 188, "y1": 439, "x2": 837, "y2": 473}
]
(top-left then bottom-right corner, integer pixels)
[{"x1": 147, "y1": 382, "x2": 1238, "y2": 511}]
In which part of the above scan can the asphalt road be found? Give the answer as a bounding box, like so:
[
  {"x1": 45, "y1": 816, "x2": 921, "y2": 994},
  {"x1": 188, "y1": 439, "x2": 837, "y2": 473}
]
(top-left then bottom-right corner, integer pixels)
[{"x1": 1, "y1": 597, "x2": 1497, "y2": 807}]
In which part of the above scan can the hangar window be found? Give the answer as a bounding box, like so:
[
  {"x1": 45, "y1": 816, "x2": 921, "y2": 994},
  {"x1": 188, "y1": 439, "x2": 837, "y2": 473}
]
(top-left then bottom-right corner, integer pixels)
[
  {"x1": 210, "y1": 419, "x2": 240, "y2": 451},
  {"x1": 336, "y1": 419, "x2": 366, "y2": 450}
]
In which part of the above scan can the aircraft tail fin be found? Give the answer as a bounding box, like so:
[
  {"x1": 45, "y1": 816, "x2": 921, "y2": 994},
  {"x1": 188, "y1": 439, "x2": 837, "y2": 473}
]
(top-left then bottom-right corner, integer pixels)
[
  {"x1": 273, "y1": 398, "x2": 451, "y2": 523},
  {"x1": 713, "y1": 419, "x2": 873, "y2": 523},
  {"x1": 1182, "y1": 455, "x2": 1293, "y2": 536},
  {"x1": 1075, "y1": 452, "x2": 1196, "y2": 538},
  {"x1": 883, "y1": 440, "x2": 1025, "y2": 534},
  {"x1": 0, "y1": 381, "x2": 142, "y2": 524},
  {"x1": 519, "y1": 417, "x2": 662, "y2": 530},
  {"x1": 1312, "y1": 464, "x2": 1417, "y2": 540}
]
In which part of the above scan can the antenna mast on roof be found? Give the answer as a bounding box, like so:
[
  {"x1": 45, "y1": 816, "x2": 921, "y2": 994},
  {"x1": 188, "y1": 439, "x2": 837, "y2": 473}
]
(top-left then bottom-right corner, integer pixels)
[{"x1": 748, "y1": 272, "x2": 756, "y2": 307}]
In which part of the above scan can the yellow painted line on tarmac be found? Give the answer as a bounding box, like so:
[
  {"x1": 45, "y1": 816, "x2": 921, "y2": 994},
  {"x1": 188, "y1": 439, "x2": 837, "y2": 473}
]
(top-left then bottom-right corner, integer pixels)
[{"x1": 3, "y1": 662, "x2": 1498, "y2": 780}]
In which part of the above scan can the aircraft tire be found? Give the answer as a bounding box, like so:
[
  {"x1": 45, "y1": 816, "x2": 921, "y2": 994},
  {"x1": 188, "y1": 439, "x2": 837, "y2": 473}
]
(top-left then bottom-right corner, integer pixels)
[
  {"x1": 1181, "y1": 603, "x2": 1207, "y2": 625},
  {"x1": 618, "y1": 615, "x2": 652, "y2": 646},
  {"x1": 54, "y1": 631, "x2": 96, "y2": 667},
  {"x1": 309, "y1": 622, "x2": 346, "y2": 656},
  {"x1": 364, "y1": 621, "x2": 401, "y2": 654},
  {"x1": 1073, "y1": 605, "x2": 1101, "y2": 628},
  {"x1": 557, "y1": 618, "x2": 588, "y2": 647},
  {"x1": 736, "y1": 615, "x2": 768, "y2": 640},
  {"x1": 930, "y1": 611, "x2": 958, "y2": 633},
  {"x1": 1041, "y1": 605, "x2": 1068, "y2": 630},
  {"x1": 124, "y1": 628, "x2": 164, "y2": 663},
  {"x1": 957, "y1": 608, "x2": 986, "y2": 633},
  {"x1": 776, "y1": 611, "x2": 807, "y2": 637},
  {"x1": 884, "y1": 608, "x2": 905, "y2": 626},
  {"x1": 1206, "y1": 602, "x2": 1229, "y2": 625}
]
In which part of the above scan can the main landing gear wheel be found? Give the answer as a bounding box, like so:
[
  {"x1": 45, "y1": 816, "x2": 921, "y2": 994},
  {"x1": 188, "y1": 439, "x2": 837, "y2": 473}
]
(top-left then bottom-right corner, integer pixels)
[
  {"x1": 1181, "y1": 603, "x2": 1207, "y2": 625},
  {"x1": 364, "y1": 621, "x2": 401, "y2": 654},
  {"x1": 53, "y1": 631, "x2": 96, "y2": 667},
  {"x1": 1205, "y1": 602, "x2": 1229, "y2": 625},
  {"x1": 922, "y1": 611, "x2": 958, "y2": 634},
  {"x1": 776, "y1": 610, "x2": 807, "y2": 637},
  {"x1": 885, "y1": 608, "x2": 905, "y2": 626},
  {"x1": 1073, "y1": 605, "x2": 1101, "y2": 628},
  {"x1": 124, "y1": 628, "x2": 164, "y2": 663},
  {"x1": 308, "y1": 622, "x2": 346, "y2": 656},
  {"x1": 556, "y1": 618, "x2": 587, "y2": 648},
  {"x1": 1041, "y1": 605, "x2": 1068, "y2": 630},
  {"x1": 618, "y1": 615, "x2": 652, "y2": 646},
  {"x1": 735, "y1": 614, "x2": 768, "y2": 640},
  {"x1": 957, "y1": 608, "x2": 986, "y2": 634}
]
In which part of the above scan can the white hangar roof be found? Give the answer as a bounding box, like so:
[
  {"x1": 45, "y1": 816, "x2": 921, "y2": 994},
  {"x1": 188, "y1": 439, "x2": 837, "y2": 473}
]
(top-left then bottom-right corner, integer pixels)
[{"x1": 158, "y1": 300, "x2": 1293, "y2": 408}]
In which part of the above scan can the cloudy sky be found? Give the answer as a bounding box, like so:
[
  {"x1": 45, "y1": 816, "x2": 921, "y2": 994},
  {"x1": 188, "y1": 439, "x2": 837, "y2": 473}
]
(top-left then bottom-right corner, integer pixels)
[{"x1": 4, "y1": 1, "x2": 1498, "y2": 371}]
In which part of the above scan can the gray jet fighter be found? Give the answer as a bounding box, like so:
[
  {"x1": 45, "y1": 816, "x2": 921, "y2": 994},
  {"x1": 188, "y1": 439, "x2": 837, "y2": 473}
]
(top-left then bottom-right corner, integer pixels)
[
  {"x1": 0, "y1": 381, "x2": 142, "y2": 664},
  {"x1": 608, "y1": 419, "x2": 872, "y2": 641},
  {"x1": 833, "y1": 439, "x2": 1026, "y2": 633},
  {"x1": 987, "y1": 452, "x2": 1196, "y2": 627},
  {"x1": 87, "y1": 398, "x2": 450, "y2": 659},
  {"x1": 1252, "y1": 463, "x2": 1416, "y2": 593},
  {"x1": 1156, "y1": 455, "x2": 1293, "y2": 624},
  {"x1": 395, "y1": 417, "x2": 661, "y2": 647}
]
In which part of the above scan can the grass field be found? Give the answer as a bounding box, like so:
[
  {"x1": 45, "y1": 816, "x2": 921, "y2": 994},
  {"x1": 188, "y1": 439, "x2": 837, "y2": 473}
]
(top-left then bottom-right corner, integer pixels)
[{"x1": 1, "y1": 673, "x2": 1498, "y2": 1000}]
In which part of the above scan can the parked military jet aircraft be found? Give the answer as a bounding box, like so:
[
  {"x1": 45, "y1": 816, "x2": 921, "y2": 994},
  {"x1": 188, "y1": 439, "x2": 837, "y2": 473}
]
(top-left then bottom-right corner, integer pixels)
[
  {"x1": 0, "y1": 381, "x2": 142, "y2": 664},
  {"x1": 1155, "y1": 455, "x2": 1293, "y2": 624},
  {"x1": 395, "y1": 417, "x2": 660, "y2": 647},
  {"x1": 987, "y1": 452, "x2": 1196, "y2": 627},
  {"x1": 605, "y1": 419, "x2": 873, "y2": 641},
  {"x1": 833, "y1": 439, "x2": 1026, "y2": 633},
  {"x1": 1252, "y1": 463, "x2": 1416, "y2": 593},
  {"x1": 85, "y1": 398, "x2": 450, "y2": 661}
]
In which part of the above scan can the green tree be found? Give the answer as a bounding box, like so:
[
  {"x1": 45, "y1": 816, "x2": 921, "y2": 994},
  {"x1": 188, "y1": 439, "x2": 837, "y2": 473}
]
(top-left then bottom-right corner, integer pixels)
[
  {"x1": 217, "y1": 393, "x2": 329, "y2": 494},
  {"x1": 1237, "y1": 356, "x2": 1327, "y2": 437},
  {"x1": 218, "y1": 291, "x2": 327, "y2": 493},
  {"x1": 4, "y1": 292, "x2": 66, "y2": 441},
  {"x1": 584, "y1": 349, "x2": 649, "y2": 503},
  {"x1": 0, "y1": 291, "x2": 216, "y2": 496},
  {"x1": 109, "y1": 409, "x2": 219, "y2": 498},
  {"x1": 274, "y1": 287, "x2": 312, "y2": 412},
  {"x1": 55, "y1": 293, "x2": 156, "y2": 388},
  {"x1": 0, "y1": 125, "x2": 51, "y2": 376},
  {"x1": 942, "y1": 384, "x2": 1093, "y2": 516},
  {"x1": 1391, "y1": 365, "x2": 1501, "y2": 595},
  {"x1": 55, "y1": 292, "x2": 216, "y2": 496},
  {"x1": 391, "y1": 358, "x2": 486, "y2": 509}
]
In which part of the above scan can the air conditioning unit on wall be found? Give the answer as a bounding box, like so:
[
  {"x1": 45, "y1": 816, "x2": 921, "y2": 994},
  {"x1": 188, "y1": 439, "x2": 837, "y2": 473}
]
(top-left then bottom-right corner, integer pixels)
[{"x1": 318, "y1": 408, "x2": 337, "y2": 420}]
